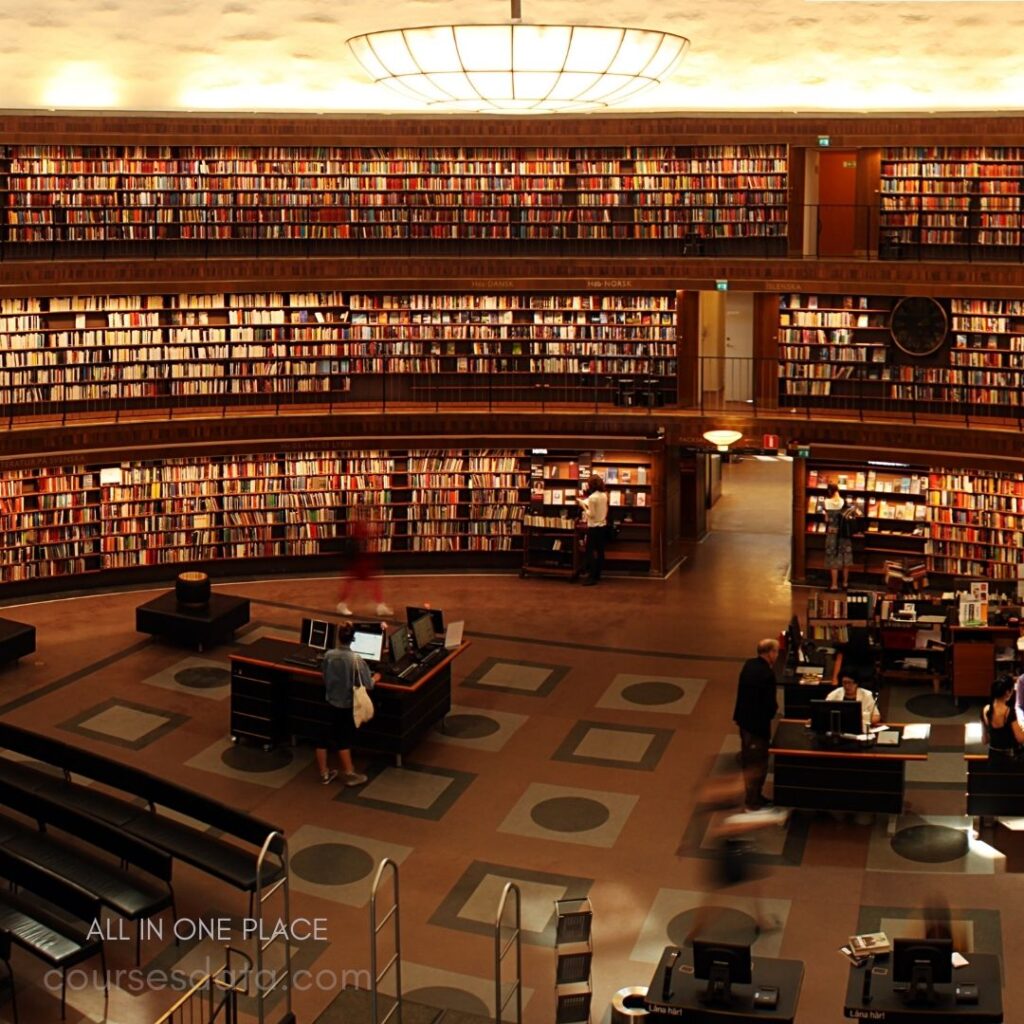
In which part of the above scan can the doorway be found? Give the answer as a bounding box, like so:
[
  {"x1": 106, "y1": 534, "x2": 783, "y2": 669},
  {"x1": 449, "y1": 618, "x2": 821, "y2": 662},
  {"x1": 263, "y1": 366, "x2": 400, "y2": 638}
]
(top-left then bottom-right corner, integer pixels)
[
  {"x1": 724, "y1": 292, "x2": 754, "y2": 405},
  {"x1": 817, "y1": 150, "x2": 859, "y2": 256}
]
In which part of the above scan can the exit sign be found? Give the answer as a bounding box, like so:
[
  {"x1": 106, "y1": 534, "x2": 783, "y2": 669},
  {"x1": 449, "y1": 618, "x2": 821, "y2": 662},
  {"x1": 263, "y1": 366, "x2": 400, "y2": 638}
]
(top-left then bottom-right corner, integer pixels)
[
  {"x1": 715, "y1": 280, "x2": 728, "y2": 291},
  {"x1": 818, "y1": 135, "x2": 831, "y2": 147},
  {"x1": 796, "y1": 445, "x2": 810, "y2": 459}
]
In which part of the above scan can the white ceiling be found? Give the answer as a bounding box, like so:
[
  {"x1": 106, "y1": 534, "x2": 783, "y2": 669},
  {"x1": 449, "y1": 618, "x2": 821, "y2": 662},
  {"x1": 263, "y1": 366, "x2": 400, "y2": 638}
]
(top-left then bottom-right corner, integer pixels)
[{"x1": 4, "y1": 0, "x2": 1024, "y2": 115}]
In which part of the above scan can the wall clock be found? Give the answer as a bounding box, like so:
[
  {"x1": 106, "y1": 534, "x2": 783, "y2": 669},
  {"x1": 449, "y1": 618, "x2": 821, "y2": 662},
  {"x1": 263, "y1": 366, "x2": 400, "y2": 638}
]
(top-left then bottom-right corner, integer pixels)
[{"x1": 889, "y1": 296, "x2": 949, "y2": 358}]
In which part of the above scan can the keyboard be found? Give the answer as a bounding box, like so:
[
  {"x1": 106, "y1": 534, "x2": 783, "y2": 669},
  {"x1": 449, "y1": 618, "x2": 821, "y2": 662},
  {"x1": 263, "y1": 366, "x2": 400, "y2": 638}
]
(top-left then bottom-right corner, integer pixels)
[{"x1": 284, "y1": 654, "x2": 323, "y2": 668}]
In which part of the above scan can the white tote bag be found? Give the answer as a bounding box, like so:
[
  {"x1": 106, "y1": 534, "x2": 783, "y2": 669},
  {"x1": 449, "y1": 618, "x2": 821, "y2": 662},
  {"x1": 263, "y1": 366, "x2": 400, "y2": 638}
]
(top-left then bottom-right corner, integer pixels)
[{"x1": 352, "y1": 684, "x2": 375, "y2": 728}]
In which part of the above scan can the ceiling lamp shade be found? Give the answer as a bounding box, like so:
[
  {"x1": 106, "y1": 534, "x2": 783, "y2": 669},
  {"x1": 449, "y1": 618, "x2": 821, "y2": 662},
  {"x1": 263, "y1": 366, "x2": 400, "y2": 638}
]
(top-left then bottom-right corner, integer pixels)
[
  {"x1": 347, "y1": 14, "x2": 689, "y2": 112},
  {"x1": 703, "y1": 429, "x2": 744, "y2": 451}
]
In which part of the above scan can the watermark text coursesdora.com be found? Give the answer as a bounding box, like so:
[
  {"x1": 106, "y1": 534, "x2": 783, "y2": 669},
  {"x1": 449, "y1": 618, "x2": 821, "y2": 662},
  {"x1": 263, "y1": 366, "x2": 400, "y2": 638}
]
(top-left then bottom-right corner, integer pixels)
[{"x1": 45, "y1": 964, "x2": 372, "y2": 995}]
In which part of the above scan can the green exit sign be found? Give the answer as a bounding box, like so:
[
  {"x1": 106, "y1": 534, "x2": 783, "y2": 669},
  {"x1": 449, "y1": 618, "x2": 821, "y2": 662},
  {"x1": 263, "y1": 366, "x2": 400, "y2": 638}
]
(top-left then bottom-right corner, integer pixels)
[
  {"x1": 796, "y1": 445, "x2": 811, "y2": 459},
  {"x1": 715, "y1": 280, "x2": 728, "y2": 291},
  {"x1": 818, "y1": 135, "x2": 831, "y2": 147}
]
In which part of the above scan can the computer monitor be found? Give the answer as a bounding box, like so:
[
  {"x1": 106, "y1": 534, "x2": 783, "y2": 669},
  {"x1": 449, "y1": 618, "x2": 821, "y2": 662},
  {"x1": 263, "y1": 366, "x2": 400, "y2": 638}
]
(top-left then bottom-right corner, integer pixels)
[
  {"x1": 809, "y1": 698, "x2": 863, "y2": 736},
  {"x1": 406, "y1": 606, "x2": 444, "y2": 635},
  {"x1": 350, "y1": 629, "x2": 384, "y2": 662},
  {"x1": 692, "y1": 939, "x2": 752, "y2": 1004},
  {"x1": 300, "y1": 618, "x2": 335, "y2": 651},
  {"x1": 411, "y1": 614, "x2": 435, "y2": 652},
  {"x1": 892, "y1": 937, "x2": 953, "y2": 1003},
  {"x1": 388, "y1": 625, "x2": 410, "y2": 663}
]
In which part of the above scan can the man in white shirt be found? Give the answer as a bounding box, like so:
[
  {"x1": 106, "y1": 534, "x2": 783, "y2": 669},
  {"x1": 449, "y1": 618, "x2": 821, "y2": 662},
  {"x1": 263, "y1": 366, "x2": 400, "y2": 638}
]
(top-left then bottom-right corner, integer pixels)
[
  {"x1": 826, "y1": 674, "x2": 880, "y2": 731},
  {"x1": 576, "y1": 475, "x2": 609, "y2": 586}
]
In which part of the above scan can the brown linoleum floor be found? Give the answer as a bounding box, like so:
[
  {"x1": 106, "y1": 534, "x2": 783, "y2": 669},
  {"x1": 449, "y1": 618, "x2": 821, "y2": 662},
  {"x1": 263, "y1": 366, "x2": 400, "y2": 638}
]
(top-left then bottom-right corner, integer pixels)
[{"x1": 0, "y1": 456, "x2": 1011, "y2": 1023}]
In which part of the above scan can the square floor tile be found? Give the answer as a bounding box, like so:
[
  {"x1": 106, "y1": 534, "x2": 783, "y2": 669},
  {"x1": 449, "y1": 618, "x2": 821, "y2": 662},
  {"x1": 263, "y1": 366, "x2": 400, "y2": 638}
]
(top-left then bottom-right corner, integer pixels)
[
  {"x1": 59, "y1": 698, "x2": 188, "y2": 750},
  {"x1": 461, "y1": 657, "x2": 569, "y2": 697},
  {"x1": 632, "y1": 888, "x2": 790, "y2": 963},
  {"x1": 596, "y1": 674, "x2": 707, "y2": 715},
  {"x1": 336, "y1": 761, "x2": 475, "y2": 820},
  {"x1": 429, "y1": 860, "x2": 593, "y2": 945},
  {"x1": 235, "y1": 624, "x2": 295, "y2": 646},
  {"x1": 552, "y1": 720, "x2": 673, "y2": 771},
  {"x1": 379, "y1": 960, "x2": 534, "y2": 1017},
  {"x1": 184, "y1": 738, "x2": 312, "y2": 788},
  {"x1": 139, "y1": 656, "x2": 231, "y2": 701},
  {"x1": 856, "y1": 905, "x2": 1003, "y2": 958},
  {"x1": 867, "y1": 814, "x2": 1001, "y2": 875},
  {"x1": 288, "y1": 824, "x2": 413, "y2": 907},
  {"x1": 498, "y1": 782, "x2": 638, "y2": 849},
  {"x1": 905, "y1": 749, "x2": 968, "y2": 789},
  {"x1": 428, "y1": 704, "x2": 529, "y2": 752}
]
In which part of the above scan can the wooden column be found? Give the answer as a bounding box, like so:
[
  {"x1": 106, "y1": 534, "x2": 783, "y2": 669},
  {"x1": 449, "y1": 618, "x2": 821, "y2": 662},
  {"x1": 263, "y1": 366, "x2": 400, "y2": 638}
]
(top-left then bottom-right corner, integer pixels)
[
  {"x1": 787, "y1": 146, "x2": 807, "y2": 258},
  {"x1": 855, "y1": 148, "x2": 882, "y2": 256},
  {"x1": 752, "y1": 293, "x2": 780, "y2": 412},
  {"x1": 676, "y1": 290, "x2": 700, "y2": 408},
  {"x1": 791, "y1": 454, "x2": 807, "y2": 582},
  {"x1": 649, "y1": 442, "x2": 666, "y2": 576}
]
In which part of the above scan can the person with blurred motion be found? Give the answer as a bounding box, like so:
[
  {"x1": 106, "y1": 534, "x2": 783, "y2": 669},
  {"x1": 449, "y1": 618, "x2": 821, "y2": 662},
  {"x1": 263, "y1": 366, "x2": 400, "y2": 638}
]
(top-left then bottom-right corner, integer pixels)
[{"x1": 337, "y1": 501, "x2": 393, "y2": 617}]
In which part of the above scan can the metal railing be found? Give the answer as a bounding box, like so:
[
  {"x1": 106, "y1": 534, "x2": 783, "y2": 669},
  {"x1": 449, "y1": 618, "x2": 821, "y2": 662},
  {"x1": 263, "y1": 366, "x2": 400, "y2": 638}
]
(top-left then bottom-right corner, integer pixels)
[
  {"x1": 253, "y1": 831, "x2": 292, "y2": 1024},
  {"x1": 152, "y1": 947, "x2": 251, "y2": 1024},
  {"x1": 696, "y1": 354, "x2": 1024, "y2": 431},
  {"x1": 4, "y1": 204, "x2": 1023, "y2": 263},
  {"x1": 370, "y1": 858, "x2": 403, "y2": 1024},
  {"x1": 494, "y1": 882, "x2": 522, "y2": 1024}
]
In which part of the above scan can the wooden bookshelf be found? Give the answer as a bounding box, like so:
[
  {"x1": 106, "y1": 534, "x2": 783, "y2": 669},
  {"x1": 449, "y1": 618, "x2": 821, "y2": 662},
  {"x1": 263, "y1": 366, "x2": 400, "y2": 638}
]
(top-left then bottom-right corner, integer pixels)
[
  {"x1": 1, "y1": 144, "x2": 787, "y2": 256},
  {"x1": 0, "y1": 289, "x2": 680, "y2": 414},
  {"x1": 776, "y1": 290, "x2": 1024, "y2": 416},
  {"x1": 797, "y1": 457, "x2": 1024, "y2": 585},
  {"x1": 0, "y1": 444, "x2": 662, "y2": 587},
  {"x1": 880, "y1": 146, "x2": 1024, "y2": 260}
]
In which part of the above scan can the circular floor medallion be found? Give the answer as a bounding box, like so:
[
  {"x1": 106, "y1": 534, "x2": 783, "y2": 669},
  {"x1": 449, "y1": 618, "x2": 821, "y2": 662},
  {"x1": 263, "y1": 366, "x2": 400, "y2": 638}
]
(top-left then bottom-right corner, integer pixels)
[
  {"x1": 174, "y1": 666, "x2": 230, "y2": 689},
  {"x1": 667, "y1": 906, "x2": 759, "y2": 948},
  {"x1": 443, "y1": 714, "x2": 500, "y2": 739},
  {"x1": 621, "y1": 681, "x2": 684, "y2": 706},
  {"x1": 905, "y1": 694, "x2": 961, "y2": 719},
  {"x1": 291, "y1": 843, "x2": 375, "y2": 886},
  {"x1": 890, "y1": 824, "x2": 969, "y2": 863},
  {"x1": 405, "y1": 987, "x2": 489, "y2": 1016},
  {"x1": 220, "y1": 744, "x2": 293, "y2": 773},
  {"x1": 530, "y1": 796, "x2": 610, "y2": 832}
]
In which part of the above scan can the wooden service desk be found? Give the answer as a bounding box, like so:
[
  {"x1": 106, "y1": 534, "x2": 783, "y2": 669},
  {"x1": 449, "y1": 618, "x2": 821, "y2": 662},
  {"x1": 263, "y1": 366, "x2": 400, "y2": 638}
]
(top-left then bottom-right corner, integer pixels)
[
  {"x1": 230, "y1": 637, "x2": 468, "y2": 763},
  {"x1": 843, "y1": 951, "x2": 1002, "y2": 1023},
  {"x1": 771, "y1": 719, "x2": 929, "y2": 816},
  {"x1": 962, "y1": 721, "x2": 1024, "y2": 818}
]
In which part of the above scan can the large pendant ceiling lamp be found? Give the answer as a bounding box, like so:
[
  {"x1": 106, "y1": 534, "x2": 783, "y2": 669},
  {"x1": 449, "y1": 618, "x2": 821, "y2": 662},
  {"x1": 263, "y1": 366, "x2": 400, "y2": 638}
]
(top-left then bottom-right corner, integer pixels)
[{"x1": 347, "y1": 0, "x2": 689, "y2": 112}]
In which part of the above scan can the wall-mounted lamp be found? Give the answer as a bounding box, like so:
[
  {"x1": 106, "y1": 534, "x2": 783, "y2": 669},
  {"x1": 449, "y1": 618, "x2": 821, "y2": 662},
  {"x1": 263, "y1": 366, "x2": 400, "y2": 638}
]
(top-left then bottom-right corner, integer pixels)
[{"x1": 702, "y1": 429, "x2": 743, "y2": 452}]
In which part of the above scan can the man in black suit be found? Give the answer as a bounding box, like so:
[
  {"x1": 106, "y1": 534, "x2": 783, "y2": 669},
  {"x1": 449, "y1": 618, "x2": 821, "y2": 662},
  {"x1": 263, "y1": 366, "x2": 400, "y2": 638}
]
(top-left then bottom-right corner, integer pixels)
[{"x1": 732, "y1": 638, "x2": 780, "y2": 811}]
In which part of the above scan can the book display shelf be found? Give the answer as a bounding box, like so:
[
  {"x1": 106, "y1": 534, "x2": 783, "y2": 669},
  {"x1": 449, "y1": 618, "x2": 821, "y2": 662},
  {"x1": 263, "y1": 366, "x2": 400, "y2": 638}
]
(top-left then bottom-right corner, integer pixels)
[
  {"x1": 525, "y1": 450, "x2": 655, "y2": 568},
  {"x1": 0, "y1": 445, "x2": 660, "y2": 589},
  {"x1": 0, "y1": 144, "x2": 788, "y2": 255},
  {"x1": 777, "y1": 291, "x2": 1024, "y2": 418},
  {"x1": 0, "y1": 289, "x2": 679, "y2": 416},
  {"x1": 880, "y1": 146, "x2": 1024, "y2": 260},
  {"x1": 798, "y1": 458, "x2": 1024, "y2": 585}
]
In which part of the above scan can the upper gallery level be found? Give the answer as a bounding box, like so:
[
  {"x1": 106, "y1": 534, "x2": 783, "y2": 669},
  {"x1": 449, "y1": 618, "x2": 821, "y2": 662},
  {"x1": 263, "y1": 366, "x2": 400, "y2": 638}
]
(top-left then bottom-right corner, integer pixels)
[{"x1": 8, "y1": 114, "x2": 1024, "y2": 264}]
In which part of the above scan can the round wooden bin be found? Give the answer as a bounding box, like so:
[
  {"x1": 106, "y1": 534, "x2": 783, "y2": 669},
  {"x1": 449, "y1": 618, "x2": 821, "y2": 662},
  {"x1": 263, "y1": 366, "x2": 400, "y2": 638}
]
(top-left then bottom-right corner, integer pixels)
[{"x1": 175, "y1": 571, "x2": 211, "y2": 608}]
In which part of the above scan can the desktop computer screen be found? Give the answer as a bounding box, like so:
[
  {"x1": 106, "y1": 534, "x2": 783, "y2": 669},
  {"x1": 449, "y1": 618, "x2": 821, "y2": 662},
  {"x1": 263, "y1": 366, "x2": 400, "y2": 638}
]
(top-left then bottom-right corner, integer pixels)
[
  {"x1": 406, "y1": 606, "x2": 444, "y2": 635},
  {"x1": 301, "y1": 618, "x2": 335, "y2": 651},
  {"x1": 351, "y1": 630, "x2": 384, "y2": 663},
  {"x1": 892, "y1": 937, "x2": 953, "y2": 1002},
  {"x1": 389, "y1": 625, "x2": 410, "y2": 663},
  {"x1": 693, "y1": 939, "x2": 752, "y2": 1004},
  {"x1": 412, "y1": 614, "x2": 436, "y2": 652},
  {"x1": 809, "y1": 698, "x2": 862, "y2": 736}
]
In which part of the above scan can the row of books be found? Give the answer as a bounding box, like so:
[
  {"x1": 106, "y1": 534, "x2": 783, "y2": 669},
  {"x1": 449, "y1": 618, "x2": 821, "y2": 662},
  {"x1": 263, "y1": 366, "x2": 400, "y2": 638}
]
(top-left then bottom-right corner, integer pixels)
[{"x1": 807, "y1": 470, "x2": 929, "y2": 494}]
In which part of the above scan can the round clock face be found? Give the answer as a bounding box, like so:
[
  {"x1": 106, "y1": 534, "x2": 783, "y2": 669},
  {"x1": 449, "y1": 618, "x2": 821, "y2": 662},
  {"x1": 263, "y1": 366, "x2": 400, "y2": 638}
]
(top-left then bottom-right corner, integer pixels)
[{"x1": 889, "y1": 296, "x2": 949, "y2": 358}]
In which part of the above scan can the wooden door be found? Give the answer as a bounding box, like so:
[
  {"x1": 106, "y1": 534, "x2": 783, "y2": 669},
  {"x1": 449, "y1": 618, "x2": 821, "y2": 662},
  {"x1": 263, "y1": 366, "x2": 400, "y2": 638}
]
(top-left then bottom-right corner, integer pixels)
[{"x1": 818, "y1": 150, "x2": 859, "y2": 256}]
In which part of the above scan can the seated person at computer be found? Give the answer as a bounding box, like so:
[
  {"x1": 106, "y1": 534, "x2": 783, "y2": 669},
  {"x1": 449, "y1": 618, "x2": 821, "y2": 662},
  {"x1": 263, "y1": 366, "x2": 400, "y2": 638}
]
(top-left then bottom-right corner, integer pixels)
[
  {"x1": 826, "y1": 674, "x2": 880, "y2": 731},
  {"x1": 315, "y1": 622, "x2": 378, "y2": 788},
  {"x1": 983, "y1": 676, "x2": 1024, "y2": 760}
]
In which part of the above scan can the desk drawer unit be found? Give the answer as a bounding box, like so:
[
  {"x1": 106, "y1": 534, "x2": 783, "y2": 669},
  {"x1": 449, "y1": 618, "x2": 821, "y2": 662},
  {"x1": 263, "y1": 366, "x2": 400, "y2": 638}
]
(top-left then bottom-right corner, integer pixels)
[
  {"x1": 774, "y1": 754, "x2": 906, "y2": 814},
  {"x1": 230, "y1": 662, "x2": 286, "y2": 748}
]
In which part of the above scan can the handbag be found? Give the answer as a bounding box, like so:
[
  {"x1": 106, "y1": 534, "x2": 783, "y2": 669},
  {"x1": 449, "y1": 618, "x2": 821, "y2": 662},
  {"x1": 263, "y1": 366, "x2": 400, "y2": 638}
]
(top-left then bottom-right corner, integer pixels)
[{"x1": 352, "y1": 683, "x2": 374, "y2": 728}]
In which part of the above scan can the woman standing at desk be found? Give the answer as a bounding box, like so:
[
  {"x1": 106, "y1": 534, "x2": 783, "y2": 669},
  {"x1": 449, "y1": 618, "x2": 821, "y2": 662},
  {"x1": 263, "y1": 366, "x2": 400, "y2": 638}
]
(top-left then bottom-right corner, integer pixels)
[{"x1": 982, "y1": 676, "x2": 1024, "y2": 760}]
